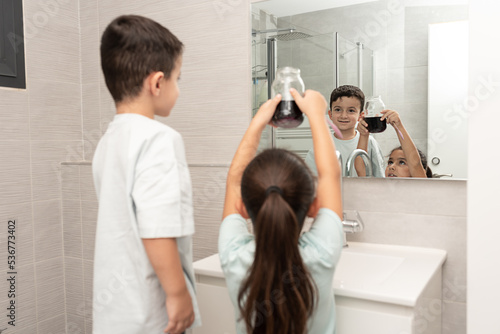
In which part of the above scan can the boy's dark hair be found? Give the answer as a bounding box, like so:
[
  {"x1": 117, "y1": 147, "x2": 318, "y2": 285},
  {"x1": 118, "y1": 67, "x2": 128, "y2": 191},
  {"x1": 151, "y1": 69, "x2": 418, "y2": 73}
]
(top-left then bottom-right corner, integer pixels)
[
  {"x1": 330, "y1": 85, "x2": 365, "y2": 112},
  {"x1": 100, "y1": 15, "x2": 184, "y2": 103}
]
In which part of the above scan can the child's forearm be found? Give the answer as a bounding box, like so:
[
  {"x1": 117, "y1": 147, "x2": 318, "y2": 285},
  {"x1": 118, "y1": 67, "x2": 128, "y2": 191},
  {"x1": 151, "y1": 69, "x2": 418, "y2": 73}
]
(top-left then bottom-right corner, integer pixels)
[
  {"x1": 395, "y1": 123, "x2": 427, "y2": 177},
  {"x1": 309, "y1": 115, "x2": 339, "y2": 179},
  {"x1": 309, "y1": 113, "x2": 342, "y2": 215},
  {"x1": 227, "y1": 124, "x2": 263, "y2": 190},
  {"x1": 355, "y1": 135, "x2": 369, "y2": 176},
  {"x1": 142, "y1": 238, "x2": 189, "y2": 296},
  {"x1": 222, "y1": 120, "x2": 266, "y2": 218}
]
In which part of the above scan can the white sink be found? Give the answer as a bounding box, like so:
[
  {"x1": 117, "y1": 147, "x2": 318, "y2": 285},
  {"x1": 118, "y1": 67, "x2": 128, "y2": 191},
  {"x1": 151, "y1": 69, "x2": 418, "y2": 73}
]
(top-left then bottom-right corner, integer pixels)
[
  {"x1": 336, "y1": 251, "x2": 404, "y2": 285},
  {"x1": 191, "y1": 242, "x2": 447, "y2": 334},
  {"x1": 334, "y1": 242, "x2": 446, "y2": 307}
]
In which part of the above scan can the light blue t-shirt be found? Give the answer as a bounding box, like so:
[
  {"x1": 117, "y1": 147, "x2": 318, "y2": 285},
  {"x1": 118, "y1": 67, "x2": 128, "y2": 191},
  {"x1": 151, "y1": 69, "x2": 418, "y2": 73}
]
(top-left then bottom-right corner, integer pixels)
[
  {"x1": 305, "y1": 131, "x2": 385, "y2": 177},
  {"x1": 218, "y1": 208, "x2": 343, "y2": 334}
]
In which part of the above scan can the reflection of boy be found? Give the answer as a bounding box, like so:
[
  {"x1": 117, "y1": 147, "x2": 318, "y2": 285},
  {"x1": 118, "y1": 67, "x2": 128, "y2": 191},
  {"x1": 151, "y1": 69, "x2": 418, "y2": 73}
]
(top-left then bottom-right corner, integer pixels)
[
  {"x1": 92, "y1": 15, "x2": 200, "y2": 333},
  {"x1": 305, "y1": 85, "x2": 384, "y2": 177}
]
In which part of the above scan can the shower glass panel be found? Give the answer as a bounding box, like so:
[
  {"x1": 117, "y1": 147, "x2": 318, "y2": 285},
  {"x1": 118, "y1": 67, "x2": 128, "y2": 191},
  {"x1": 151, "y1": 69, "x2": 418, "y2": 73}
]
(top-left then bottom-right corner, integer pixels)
[
  {"x1": 252, "y1": 33, "x2": 272, "y2": 150},
  {"x1": 274, "y1": 32, "x2": 335, "y2": 158},
  {"x1": 251, "y1": 29, "x2": 335, "y2": 157},
  {"x1": 336, "y1": 32, "x2": 374, "y2": 97},
  {"x1": 336, "y1": 33, "x2": 358, "y2": 88},
  {"x1": 362, "y1": 47, "x2": 374, "y2": 97}
]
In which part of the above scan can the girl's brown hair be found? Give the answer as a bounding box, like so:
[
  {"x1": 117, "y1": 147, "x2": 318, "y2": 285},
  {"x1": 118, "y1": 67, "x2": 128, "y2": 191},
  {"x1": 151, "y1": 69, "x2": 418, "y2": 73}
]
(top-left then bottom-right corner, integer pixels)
[
  {"x1": 238, "y1": 148, "x2": 317, "y2": 334},
  {"x1": 390, "y1": 146, "x2": 433, "y2": 178},
  {"x1": 100, "y1": 15, "x2": 184, "y2": 103}
]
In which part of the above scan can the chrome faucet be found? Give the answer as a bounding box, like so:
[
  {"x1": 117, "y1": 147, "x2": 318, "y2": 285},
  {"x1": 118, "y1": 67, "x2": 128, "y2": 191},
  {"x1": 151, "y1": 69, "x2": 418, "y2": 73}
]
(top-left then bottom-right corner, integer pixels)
[
  {"x1": 345, "y1": 149, "x2": 372, "y2": 177},
  {"x1": 336, "y1": 151, "x2": 365, "y2": 247},
  {"x1": 342, "y1": 210, "x2": 364, "y2": 247}
]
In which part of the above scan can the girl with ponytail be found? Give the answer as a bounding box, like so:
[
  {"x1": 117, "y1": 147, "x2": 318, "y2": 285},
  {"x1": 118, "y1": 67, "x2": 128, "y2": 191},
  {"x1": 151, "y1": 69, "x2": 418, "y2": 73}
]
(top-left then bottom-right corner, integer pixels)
[{"x1": 219, "y1": 89, "x2": 344, "y2": 334}]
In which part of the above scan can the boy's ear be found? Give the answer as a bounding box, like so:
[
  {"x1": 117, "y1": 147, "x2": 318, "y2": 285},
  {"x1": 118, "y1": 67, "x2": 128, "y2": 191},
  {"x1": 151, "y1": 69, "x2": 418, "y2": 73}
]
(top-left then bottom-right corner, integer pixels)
[
  {"x1": 147, "y1": 71, "x2": 165, "y2": 96},
  {"x1": 358, "y1": 111, "x2": 365, "y2": 121},
  {"x1": 328, "y1": 109, "x2": 333, "y2": 119},
  {"x1": 307, "y1": 197, "x2": 320, "y2": 218},
  {"x1": 236, "y1": 197, "x2": 250, "y2": 219}
]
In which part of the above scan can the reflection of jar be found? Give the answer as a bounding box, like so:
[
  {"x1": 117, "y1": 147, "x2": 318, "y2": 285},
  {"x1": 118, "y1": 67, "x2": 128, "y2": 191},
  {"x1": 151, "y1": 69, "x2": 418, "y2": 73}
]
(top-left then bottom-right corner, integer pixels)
[
  {"x1": 271, "y1": 67, "x2": 304, "y2": 128},
  {"x1": 364, "y1": 95, "x2": 386, "y2": 133}
]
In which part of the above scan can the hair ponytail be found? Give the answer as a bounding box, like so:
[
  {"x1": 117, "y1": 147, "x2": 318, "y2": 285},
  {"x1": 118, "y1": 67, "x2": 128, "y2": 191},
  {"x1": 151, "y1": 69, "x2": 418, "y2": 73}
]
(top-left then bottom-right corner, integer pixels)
[{"x1": 238, "y1": 149, "x2": 317, "y2": 334}]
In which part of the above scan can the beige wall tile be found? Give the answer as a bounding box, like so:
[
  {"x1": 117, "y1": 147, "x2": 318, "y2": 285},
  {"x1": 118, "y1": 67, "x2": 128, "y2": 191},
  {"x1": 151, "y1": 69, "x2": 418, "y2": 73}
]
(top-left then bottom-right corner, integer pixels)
[
  {"x1": 63, "y1": 199, "x2": 83, "y2": 259},
  {"x1": 33, "y1": 200, "x2": 63, "y2": 262},
  {"x1": 82, "y1": 83, "x2": 101, "y2": 161},
  {"x1": 37, "y1": 313, "x2": 66, "y2": 334},
  {"x1": 442, "y1": 301, "x2": 466, "y2": 334},
  {"x1": 81, "y1": 199, "x2": 97, "y2": 262},
  {"x1": 65, "y1": 257, "x2": 85, "y2": 317},
  {"x1": 82, "y1": 260, "x2": 94, "y2": 327},
  {"x1": 31, "y1": 140, "x2": 84, "y2": 202},
  {"x1": 35, "y1": 257, "x2": 65, "y2": 322},
  {"x1": 29, "y1": 80, "x2": 82, "y2": 142},
  {"x1": 79, "y1": 165, "x2": 97, "y2": 203},
  {"x1": 0, "y1": 91, "x2": 30, "y2": 141},
  {"x1": 67, "y1": 314, "x2": 86, "y2": 334},
  {"x1": 61, "y1": 164, "x2": 81, "y2": 201},
  {"x1": 0, "y1": 141, "x2": 31, "y2": 206}
]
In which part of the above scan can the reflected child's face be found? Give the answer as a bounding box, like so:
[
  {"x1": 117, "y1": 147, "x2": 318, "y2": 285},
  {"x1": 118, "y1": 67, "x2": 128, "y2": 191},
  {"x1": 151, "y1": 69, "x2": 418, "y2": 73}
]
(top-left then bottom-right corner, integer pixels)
[
  {"x1": 328, "y1": 97, "x2": 362, "y2": 133},
  {"x1": 385, "y1": 149, "x2": 411, "y2": 177}
]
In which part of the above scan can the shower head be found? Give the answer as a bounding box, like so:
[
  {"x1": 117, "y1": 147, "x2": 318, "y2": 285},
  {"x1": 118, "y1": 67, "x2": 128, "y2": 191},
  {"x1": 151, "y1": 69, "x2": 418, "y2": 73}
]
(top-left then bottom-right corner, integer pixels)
[{"x1": 269, "y1": 31, "x2": 312, "y2": 41}]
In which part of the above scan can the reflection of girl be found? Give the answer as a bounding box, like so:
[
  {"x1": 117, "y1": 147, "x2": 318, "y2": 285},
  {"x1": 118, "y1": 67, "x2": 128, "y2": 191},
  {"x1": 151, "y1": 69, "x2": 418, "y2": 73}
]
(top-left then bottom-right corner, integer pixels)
[
  {"x1": 386, "y1": 146, "x2": 432, "y2": 178},
  {"x1": 219, "y1": 89, "x2": 343, "y2": 334},
  {"x1": 356, "y1": 109, "x2": 431, "y2": 178}
]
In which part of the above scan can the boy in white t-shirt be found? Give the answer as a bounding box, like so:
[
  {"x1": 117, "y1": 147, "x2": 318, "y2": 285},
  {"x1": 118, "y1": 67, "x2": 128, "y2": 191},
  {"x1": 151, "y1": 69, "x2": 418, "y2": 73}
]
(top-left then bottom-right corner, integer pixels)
[
  {"x1": 92, "y1": 15, "x2": 200, "y2": 334},
  {"x1": 305, "y1": 85, "x2": 385, "y2": 177}
]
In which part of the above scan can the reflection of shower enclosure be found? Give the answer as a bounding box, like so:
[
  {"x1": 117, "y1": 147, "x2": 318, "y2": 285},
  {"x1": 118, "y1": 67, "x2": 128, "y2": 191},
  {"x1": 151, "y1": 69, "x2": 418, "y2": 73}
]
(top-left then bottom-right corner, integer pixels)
[
  {"x1": 252, "y1": 29, "x2": 375, "y2": 157},
  {"x1": 253, "y1": 28, "x2": 335, "y2": 156},
  {"x1": 336, "y1": 33, "x2": 374, "y2": 97}
]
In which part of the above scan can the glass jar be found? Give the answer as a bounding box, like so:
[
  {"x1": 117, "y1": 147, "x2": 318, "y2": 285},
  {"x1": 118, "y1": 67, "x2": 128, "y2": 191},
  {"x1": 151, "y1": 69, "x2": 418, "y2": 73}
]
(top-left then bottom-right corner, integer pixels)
[
  {"x1": 270, "y1": 66, "x2": 305, "y2": 128},
  {"x1": 364, "y1": 95, "x2": 386, "y2": 133}
]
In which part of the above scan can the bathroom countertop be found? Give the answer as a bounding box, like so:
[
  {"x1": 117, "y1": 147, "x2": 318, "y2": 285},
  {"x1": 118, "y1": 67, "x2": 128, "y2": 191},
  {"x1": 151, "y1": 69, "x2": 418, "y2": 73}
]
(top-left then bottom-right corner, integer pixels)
[{"x1": 193, "y1": 242, "x2": 447, "y2": 307}]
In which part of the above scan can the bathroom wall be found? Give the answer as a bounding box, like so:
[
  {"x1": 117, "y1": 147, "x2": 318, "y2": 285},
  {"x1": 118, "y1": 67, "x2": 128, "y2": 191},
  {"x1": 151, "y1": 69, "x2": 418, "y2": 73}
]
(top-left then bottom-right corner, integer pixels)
[
  {"x1": 61, "y1": 0, "x2": 251, "y2": 333},
  {"x1": 467, "y1": 1, "x2": 500, "y2": 333},
  {"x1": 0, "y1": 0, "x2": 83, "y2": 332},
  {"x1": 345, "y1": 177, "x2": 466, "y2": 334}
]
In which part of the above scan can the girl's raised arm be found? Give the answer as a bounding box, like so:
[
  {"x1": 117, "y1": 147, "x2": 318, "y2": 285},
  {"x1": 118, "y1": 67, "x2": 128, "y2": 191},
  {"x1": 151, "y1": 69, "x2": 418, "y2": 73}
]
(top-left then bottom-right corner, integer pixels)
[
  {"x1": 290, "y1": 89, "x2": 342, "y2": 217},
  {"x1": 222, "y1": 94, "x2": 282, "y2": 219},
  {"x1": 381, "y1": 110, "x2": 427, "y2": 178}
]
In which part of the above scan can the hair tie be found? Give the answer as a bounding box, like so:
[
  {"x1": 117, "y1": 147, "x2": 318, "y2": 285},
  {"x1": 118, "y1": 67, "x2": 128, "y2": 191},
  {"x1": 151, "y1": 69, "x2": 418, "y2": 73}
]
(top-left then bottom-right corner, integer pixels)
[{"x1": 265, "y1": 185, "x2": 283, "y2": 197}]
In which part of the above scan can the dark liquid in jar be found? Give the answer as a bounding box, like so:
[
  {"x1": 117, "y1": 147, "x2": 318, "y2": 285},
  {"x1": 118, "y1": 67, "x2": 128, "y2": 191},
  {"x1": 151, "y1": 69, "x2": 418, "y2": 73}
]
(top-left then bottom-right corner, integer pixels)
[
  {"x1": 365, "y1": 117, "x2": 387, "y2": 133},
  {"x1": 272, "y1": 101, "x2": 304, "y2": 128}
]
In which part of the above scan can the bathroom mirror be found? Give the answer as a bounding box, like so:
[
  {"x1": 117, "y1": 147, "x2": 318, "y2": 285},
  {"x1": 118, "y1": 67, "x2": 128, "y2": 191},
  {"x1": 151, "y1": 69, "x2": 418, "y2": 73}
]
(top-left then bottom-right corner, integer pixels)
[{"x1": 251, "y1": 0, "x2": 469, "y2": 179}]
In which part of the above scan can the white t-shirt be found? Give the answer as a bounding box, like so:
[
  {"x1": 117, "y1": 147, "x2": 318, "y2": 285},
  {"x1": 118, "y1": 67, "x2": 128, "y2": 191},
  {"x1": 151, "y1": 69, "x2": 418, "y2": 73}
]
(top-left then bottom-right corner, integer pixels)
[
  {"x1": 92, "y1": 113, "x2": 201, "y2": 333},
  {"x1": 218, "y1": 208, "x2": 343, "y2": 334},
  {"x1": 305, "y1": 131, "x2": 385, "y2": 177}
]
